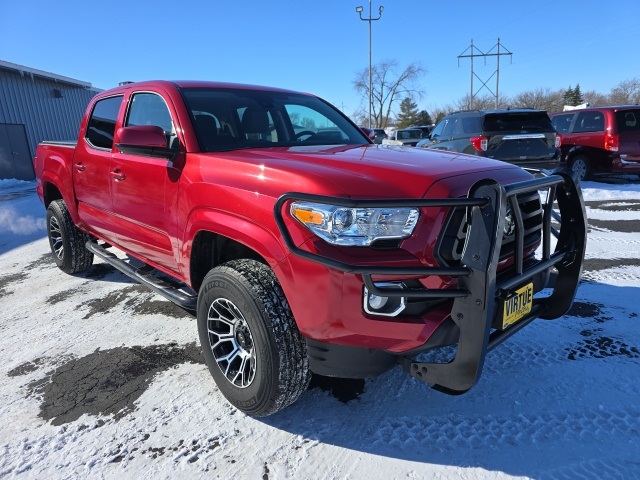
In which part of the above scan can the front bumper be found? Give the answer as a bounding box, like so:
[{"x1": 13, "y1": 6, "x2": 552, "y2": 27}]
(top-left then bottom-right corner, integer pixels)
[{"x1": 274, "y1": 169, "x2": 586, "y2": 393}]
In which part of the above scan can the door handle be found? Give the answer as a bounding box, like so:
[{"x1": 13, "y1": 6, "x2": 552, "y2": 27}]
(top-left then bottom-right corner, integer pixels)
[
  {"x1": 111, "y1": 169, "x2": 126, "y2": 181},
  {"x1": 75, "y1": 162, "x2": 86, "y2": 172}
]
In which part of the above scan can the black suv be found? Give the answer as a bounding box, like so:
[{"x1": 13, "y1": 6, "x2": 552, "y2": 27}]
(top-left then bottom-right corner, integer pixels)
[{"x1": 417, "y1": 109, "x2": 561, "y2": 170}]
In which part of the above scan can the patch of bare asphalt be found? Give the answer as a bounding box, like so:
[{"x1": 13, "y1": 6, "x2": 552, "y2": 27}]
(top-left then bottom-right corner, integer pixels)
[
  {"x1": 588, "y1": 218, "x2": 640, "y2": 233},
  {"x1": 566, "y1": 300, "x2": 617, "y2": 324},
  {"x1": 585, "y1": 200, "x2": 640, "y2": 212},
  {"x1": 0, "y1": 271, "x2": 27, "y2": 296},
  {"x1": 26, "y1": 343, "x2": 203, "y2": 426},
  {"x1": 81, "y1": 284, "x2": 192, "y2": 319},
  {"x1": 8, "y1": 354, "x2": 75, "y2": 377},
  {"x1": 567, "y1": 336, "x2": 640, "y2": 361},
  {"x1": 24, "y1": 253, "x2": 56, "y2": 271},
  {"x1": 47, "y1": 289, "x2": 78, "y2": 305},
  {"x1": 8, "y1": 357, "x2": 50, "y2": 377},
  {"x1": 567, "y1": 301, "x2": 603, "y2": 318},
  {"x1": 583, "y1": 258, "x2": 640, "y2": 273},
  {"x1": 109, "y1": 436, "x2": 223, "y2": 465}
]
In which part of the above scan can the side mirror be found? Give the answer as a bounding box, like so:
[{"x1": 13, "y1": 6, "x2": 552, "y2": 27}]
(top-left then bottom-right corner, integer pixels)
[
  {"x1": 114, "y1": 125, "x2": 177, "y2": 159},
  {"x1": 360, "y1": 127, "x2": 376, "y2": 142}
]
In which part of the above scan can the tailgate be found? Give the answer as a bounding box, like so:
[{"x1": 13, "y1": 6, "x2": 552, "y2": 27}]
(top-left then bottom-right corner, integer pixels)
[
  {"x1": 483, "y1": 112, "x2": 557, "y2": 161},
  {"x1": 487, "y1": 132, "x2": 556, "y2": 160},
  {"x1": 616, "y1": 109, "x2": 640, "y2": 160}
]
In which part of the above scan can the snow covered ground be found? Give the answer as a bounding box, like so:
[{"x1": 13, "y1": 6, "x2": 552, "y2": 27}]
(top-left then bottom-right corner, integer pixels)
[{"x1": 1, "y1": 177, "x2": 639, "y2": 479}]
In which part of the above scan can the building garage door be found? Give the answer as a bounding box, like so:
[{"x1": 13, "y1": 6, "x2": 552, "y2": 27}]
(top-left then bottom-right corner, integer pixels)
[{"x1": 0, "y1": 123, "x2": 34, "y2": 181}]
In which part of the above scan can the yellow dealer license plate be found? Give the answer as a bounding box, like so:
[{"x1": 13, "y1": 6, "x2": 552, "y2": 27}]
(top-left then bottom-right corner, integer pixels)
[{"x1": 502, "y1": 282, "x2": 534, "y2": 329}]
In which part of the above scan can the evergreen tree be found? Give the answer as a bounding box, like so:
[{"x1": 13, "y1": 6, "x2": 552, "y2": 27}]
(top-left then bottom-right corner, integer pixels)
[
  {"x1": 573, "y1": 84, "x2": 584, "y2": 105},
  {"x1": 563, "y1": 84, "x2": 584, "y2": 106},
  {"x1": 563, "y1": 85, "x2": 575, "y2": 106},
  {"x1": 415, "y1": 110, "x2": 433, "y2": 126},
  {"x1": 396, "y1": 97, "x2": 420, "y2": 128}
]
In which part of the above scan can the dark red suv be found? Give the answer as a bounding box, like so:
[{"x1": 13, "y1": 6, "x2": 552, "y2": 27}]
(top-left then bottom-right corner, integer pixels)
[{"x1": 551, "y1": 106, "x2": 640, "y2": 181}]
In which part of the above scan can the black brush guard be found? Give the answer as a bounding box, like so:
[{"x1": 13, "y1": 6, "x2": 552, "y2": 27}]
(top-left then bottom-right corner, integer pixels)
[{"x1": 274, "y1": 169, "x2": 586, "y2": 394}]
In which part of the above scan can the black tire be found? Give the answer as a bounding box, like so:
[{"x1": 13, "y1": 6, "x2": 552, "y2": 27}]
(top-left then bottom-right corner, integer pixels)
[
  {"x1": 197, "y1": 259, "x2": 311, "y2": 416},
  {"x1": 569, "y1": 155, "x2": 591, "y2": 181},
  {"x1": 46, "y1": 200, "x2": 94, "y2": 274}
]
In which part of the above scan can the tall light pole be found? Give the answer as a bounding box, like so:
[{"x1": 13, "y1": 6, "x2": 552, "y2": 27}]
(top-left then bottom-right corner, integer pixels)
[{"x1": 356, "y1": 1, "x2": 383, "y2": 128}]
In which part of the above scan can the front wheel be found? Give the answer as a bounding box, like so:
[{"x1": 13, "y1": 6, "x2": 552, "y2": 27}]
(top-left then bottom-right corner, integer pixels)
[
  {"x1": 46, "y1": 200, "x2": 94, "y2": 274},
  {"x1": 197, "y1": 259, "x2": 311, "y2": 416}
]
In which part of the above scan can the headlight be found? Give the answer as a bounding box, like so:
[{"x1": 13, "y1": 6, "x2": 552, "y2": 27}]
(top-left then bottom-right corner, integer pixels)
[{"x1": 290, "y1": 201, "x2": 420, "y2": 246}]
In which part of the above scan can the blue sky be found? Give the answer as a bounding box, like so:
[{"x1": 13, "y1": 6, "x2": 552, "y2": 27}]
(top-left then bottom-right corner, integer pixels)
[{"x1": 1, "y1": 0, "x2": 639, "y2": 118}]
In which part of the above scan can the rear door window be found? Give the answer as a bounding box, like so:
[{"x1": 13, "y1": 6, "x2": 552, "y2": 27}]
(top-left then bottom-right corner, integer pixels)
[
  {"x1": 85, "y1": 95, "x2": 123, "y2": 150},
  {"x1": 551, "y1": 113, "x2": 574, "y2": 133},
  {"x1": 573, "y1": 111, "x2": 605, "y2": 133},
  {"x1": 461, "y1": 116, "x2": 482, "y2": 134}
]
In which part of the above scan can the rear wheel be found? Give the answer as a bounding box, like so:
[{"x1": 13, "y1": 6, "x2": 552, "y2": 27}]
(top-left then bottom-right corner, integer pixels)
[
  {"x1": 46, "y1": 200, "x2": 94, "y2": 274},
  {"x1": 197, "y1": 259, "x2": 311, "y2": 416},
  {"x1": 569, "y1": 155, "x2": 591, "y2": 181}
]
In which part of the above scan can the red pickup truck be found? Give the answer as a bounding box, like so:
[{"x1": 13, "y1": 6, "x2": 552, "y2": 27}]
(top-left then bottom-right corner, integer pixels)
[{"x1": 35, "y1": 80, "x2": 586, "y2": 416}]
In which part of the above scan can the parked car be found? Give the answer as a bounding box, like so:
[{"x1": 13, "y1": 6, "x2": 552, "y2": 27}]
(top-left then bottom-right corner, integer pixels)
[
  {"x1": 383, "y1": 128, "x2": 423, "y2": 146},
  {"x1": 372, "y1": 128, "x2": 387, "y2": 144},
  {"x1": 358, "y1": 127, "x2": 387, "y2": 144},
  {"x1": 412, "y1": 125, "x2": 434, "y2": 137},
  {"x1": 417, "y1": 109, "x2": 561, "y2": 170},
  {"x1": 551, "y1": 106, "x2": 640, "y2": 181}
]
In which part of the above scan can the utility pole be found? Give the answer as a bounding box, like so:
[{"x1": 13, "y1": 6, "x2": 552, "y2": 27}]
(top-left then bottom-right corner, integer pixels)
[
  {"x1": 457, "y1": 38, "x2": 512, "y2": 109},
  {"x1": 356, "y1": 1, "x2": 384, "y2": 128}
]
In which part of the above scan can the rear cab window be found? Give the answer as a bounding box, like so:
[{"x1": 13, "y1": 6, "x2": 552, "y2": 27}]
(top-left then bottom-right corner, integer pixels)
[{"x1": 85, "y1": 96, "x2": 123, "y2": 150}]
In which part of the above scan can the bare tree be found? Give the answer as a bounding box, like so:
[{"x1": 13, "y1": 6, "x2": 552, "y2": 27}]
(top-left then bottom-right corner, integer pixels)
[
  {"x1": 609, "y1": 78, "x2": 640, "y2": 105},
  {"x1": 353, "y1": 60, "x2": 425, "y2": 128},
  {"x1": 582, "y1": 90, "x2": 609, "y2": 107},
  {"x1": 453, "y1": 93, "x2": 509, "y2": 111},
  {"x1": 512, "y1": 88, "x2": 564, "y2": 112},
  {"x1": 429, "y1": 106, "x2": 451, "y2": 124}
]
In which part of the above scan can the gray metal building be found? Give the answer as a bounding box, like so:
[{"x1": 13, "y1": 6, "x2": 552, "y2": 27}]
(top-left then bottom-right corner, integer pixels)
[{"x1": 0, "y1": 60, "x2": 101, "y2": 180}]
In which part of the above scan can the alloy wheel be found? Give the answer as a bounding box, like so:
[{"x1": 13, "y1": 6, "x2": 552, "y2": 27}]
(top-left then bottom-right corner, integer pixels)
[
  {"x1": 206, "y1": 298, "x2": 256, "y2": 388},
  {"x1": 49, "y1": 215, "x2": 64, "y2": 260}
]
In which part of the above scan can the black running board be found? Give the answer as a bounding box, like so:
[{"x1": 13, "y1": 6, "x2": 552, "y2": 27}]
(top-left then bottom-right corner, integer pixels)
[{"x1": 86, "y1": 241, "x2": 197, "y2": 310}]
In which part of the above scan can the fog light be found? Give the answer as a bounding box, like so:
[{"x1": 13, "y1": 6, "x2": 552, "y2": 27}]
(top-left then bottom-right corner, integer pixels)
[
  {"x1": 363, "y1": 282, "x2": 407, "y2": 317},
  {"x1": 368, "y1": 294, "x2": 388, "y2": 310}
]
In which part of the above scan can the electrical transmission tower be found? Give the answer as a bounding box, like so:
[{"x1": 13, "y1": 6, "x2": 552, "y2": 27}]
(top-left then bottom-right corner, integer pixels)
[{"x1": 457, "y1": 38, "x2": 513, "y2": 109}]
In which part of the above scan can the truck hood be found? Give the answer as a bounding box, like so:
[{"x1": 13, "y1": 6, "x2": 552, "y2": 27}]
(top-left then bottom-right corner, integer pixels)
[{"x1": 210, "y1": 144, "x2": 531, "y2": 198}]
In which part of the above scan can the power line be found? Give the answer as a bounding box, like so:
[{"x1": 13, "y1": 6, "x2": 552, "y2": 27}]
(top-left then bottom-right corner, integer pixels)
[{"x1": 458, "y1": 38, "x2": 513, "y2": 109}]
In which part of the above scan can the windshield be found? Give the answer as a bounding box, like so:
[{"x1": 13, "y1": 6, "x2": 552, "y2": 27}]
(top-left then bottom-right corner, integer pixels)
[{"x1": 181, "y1": 88, "x2": 369, "y2": 152}]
